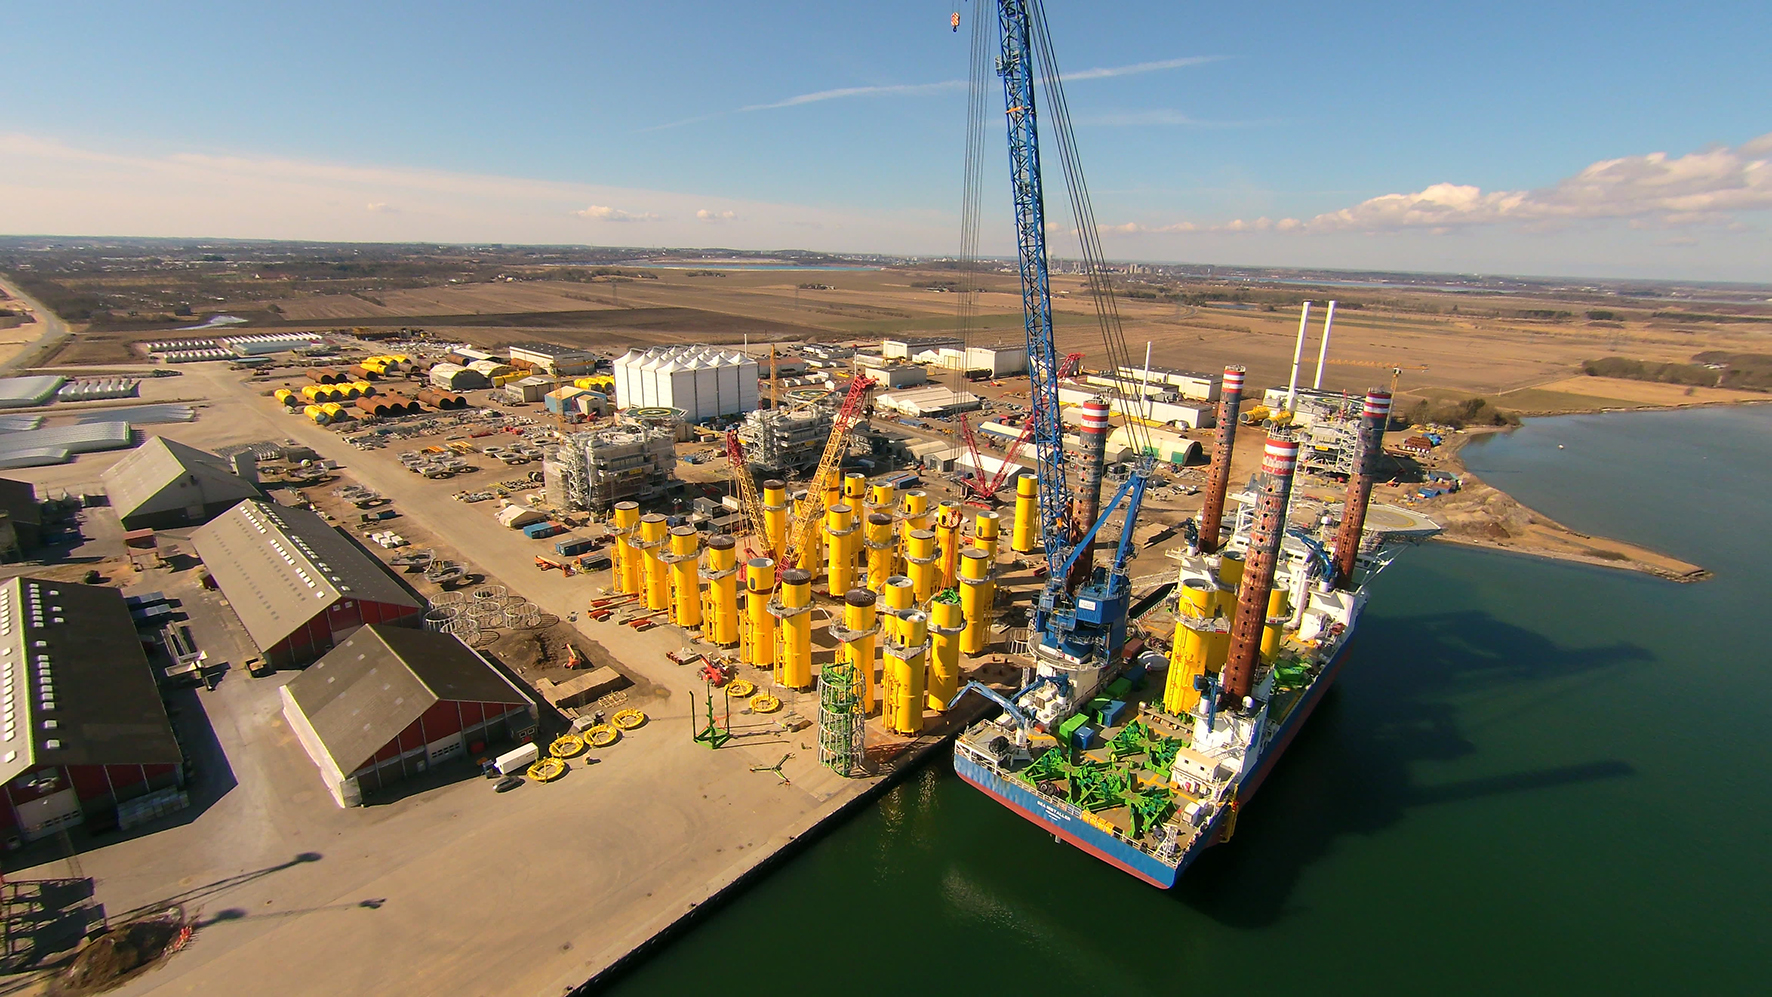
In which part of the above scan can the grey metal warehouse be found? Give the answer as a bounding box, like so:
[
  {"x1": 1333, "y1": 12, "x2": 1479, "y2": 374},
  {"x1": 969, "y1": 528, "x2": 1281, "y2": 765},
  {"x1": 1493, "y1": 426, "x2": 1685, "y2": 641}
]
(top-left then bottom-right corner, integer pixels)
[
  {"x1": 101, "y1": 436, "x2": 263, "y2": 530},
  {"x1": 193, "y1": 500, "x2": 423, "y2": 668},
  {"x1": 280, "y1": 626, "x2": 536, "y2": 806}
]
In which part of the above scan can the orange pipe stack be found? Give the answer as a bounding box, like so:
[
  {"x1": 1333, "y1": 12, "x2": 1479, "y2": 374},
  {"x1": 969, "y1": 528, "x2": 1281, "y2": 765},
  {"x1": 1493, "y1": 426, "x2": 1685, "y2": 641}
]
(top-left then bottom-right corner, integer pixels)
[{"x1": 1197, "y1": 365, "x2": 1245, "y2": 554}]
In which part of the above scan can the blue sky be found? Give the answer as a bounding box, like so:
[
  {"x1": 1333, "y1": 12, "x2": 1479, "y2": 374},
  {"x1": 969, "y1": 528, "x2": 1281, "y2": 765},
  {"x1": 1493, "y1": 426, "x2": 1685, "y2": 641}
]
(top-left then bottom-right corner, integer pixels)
[{"x1": 3, "y1": 1, "x2": 1768, "y2": 280}]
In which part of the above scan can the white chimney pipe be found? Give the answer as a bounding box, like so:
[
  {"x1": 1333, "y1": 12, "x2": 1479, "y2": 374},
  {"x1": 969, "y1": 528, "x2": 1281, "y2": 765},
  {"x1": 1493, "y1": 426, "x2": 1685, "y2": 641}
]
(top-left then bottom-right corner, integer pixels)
[
  {"x1": 1312, "y1": 300, "x2": 1337, "y2": 390},
  {"x1": 1284, "y1": 301, "x2": 1312, "y2": 412}
]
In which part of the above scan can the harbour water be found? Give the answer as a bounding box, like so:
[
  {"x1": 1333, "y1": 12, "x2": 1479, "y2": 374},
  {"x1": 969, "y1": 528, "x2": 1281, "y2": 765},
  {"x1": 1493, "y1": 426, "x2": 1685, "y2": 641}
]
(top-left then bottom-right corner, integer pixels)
[{"x1": 596, "y1": 406, "x2": 1771, "y2": 994}]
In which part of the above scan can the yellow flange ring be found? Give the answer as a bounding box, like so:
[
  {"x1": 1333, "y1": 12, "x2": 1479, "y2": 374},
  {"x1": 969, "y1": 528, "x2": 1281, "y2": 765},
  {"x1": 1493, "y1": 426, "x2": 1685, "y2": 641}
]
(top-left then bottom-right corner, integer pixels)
[
  {"x1": 612, "y1": 709, "x2": 647, "y2": 730},
  {"x1": 587, "y1": 724, "x2": 620, "y2": 747},
  {"x1": 727, "y1": 679, "x2": 755, "y2": 698},
  {"x1": 527, "y1": 758, "x2": 566, "y2": 781},
  {"x1": 750, "y1": 694, "x2": 781, "y2": 714},
  {"x1": 549, "y1": 734, "x2": 585, "y2": 758}
]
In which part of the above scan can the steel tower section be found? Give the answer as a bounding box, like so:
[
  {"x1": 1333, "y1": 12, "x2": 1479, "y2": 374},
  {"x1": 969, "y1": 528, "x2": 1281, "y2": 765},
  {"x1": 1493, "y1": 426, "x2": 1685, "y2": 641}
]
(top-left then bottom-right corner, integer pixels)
[{"x1": 994, "y1": 0, "x2": 1071, "y2": 598}]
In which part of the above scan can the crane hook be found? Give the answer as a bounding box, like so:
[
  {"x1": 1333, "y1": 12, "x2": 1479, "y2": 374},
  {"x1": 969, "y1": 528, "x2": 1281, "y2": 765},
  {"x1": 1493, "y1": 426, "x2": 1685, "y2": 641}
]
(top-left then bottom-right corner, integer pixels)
[{"x1": 951, "y1": 11, "x2": 961, "y2": 32}]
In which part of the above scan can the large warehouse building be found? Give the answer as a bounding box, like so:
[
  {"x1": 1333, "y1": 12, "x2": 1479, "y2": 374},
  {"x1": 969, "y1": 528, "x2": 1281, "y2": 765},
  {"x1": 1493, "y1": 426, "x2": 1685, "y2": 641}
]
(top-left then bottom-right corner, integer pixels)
[
  {"x1": 101, "y1": 436, "x2": 262, "y2": 531},
  {"x1": 193, "y1": 500, "x2": 423, "y2": 668},
  {"x1": 281, "y1": 626, "x2": 536, "y2": 806},
  {"x1": 613, "y1": 346, "x2": 758, "y2": 420},
  {"x1": 0, "y1": 576, "x2": 186, "y2": 842}
]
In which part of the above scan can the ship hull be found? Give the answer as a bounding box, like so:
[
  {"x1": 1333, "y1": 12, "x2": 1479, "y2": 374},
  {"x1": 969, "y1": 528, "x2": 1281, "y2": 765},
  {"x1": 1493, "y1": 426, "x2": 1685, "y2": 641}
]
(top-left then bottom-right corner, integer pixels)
[{"x1": 954, "y1": 632, "x2": 1355, "y2": 888}]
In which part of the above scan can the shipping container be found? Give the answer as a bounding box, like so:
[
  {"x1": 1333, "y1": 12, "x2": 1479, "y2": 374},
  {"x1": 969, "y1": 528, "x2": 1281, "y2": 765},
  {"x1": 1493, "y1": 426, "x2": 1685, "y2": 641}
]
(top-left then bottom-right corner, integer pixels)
[{"x1": 494, "y1": 742, "x2": 539, "y2": 776}]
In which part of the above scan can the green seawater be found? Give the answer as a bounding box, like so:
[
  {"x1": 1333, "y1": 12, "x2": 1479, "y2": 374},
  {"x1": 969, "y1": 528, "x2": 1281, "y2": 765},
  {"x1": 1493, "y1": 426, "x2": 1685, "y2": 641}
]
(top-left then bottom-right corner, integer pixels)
[{"x1": 596, "y1": 407, "x2": 1772, "y2": 995}]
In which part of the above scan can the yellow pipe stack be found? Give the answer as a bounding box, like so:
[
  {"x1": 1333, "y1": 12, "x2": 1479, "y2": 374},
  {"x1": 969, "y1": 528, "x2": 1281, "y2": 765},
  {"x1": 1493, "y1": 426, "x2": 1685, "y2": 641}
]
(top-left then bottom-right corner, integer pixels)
[
  {"x1": 958, "y1": 548, "x2": 994, "y2": 656},
  {"x1": 884, "y1": 609, "x2": 928, "y2": 734},
  {"x1": 973, "y1": 510, "x2": 1000, "y2": 560},
  {"x1": 762, "y1": 480, "x2": 789, "y2": 562},
  {"x1": 839, "y1": 588, "x2": 878, "y2": 717},
  {"x1": 882, "y1": 575, "x2": 914, "y2": 648},
  {"x1": 772, "y1": 568, "x2": 813, "y2": 689},
  {"x1": 900, "y1": 489, "x2": 931, "y2": 546},
  {"x1": 638, "y1": 515, "x2": 670, "y2": 612},
  {"x1": 926, "y1": 597, "x2": 964, "y2": 711},
  {"x1": 703, "y1": 535, "x2": 740, "y2": 647},
  {"x1": 905, "y1": 529, "x2": 938, "y2": 602},
  {"x1": 1165, "y1": 578, "x2": 1219, "y2": 715},
  {"x1": 1011, "y1": 473, "x2": 1039, "y2": 553},
  {"x1": 865, "y1": 483, "x2": 898, "y2": 577},
  {"x1": 664, "y1": 526, "x2": 702, "y2": 631},
  {"x1": 864, "y1": 513, "x2": 896, "y2": 594},
  {"x1": 1261, "y1": 586, "x2": 1290, "y2": 660},
  {"x1": 745, "y1": 558, "x2": 777, "y2": 668},
  {"x1": 935, "y1": 501, "x2": 961, "y2": 590},
  {"x1": 843, "y1": 472, "x2": 868, "y2": 507},
  {"x1": 824, "y1": 502, "x2": 858, "y2": 595},
  {"x1": 612, "y1": 502, "x2": 642, "y2": 596}
]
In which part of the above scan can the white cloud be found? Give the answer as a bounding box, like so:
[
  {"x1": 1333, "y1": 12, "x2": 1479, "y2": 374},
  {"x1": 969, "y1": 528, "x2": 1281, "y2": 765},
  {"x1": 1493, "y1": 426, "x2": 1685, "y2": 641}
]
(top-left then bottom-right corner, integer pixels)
[
  {"x1": 1057, "y1": 55, "x2": 1225, "y2": 82},
  {"x1": 1104, "y1": 133, "x2": 1772, "y2": 237},
  {"x1": 365, "y1": 202, "x2": 398, "y2": 213},
  {"x1": 573, "y1": 204, "x2": 661, "y2": 222},
  {"x1": 1307, "y1": 132, "x2": 1772, "y2": 233},
  {"x1": 696, "y1": 209, "x2": 737, "y2": 222},
  {"x1": 740, "y1": 80, "x2": 966, "y2": 112}
]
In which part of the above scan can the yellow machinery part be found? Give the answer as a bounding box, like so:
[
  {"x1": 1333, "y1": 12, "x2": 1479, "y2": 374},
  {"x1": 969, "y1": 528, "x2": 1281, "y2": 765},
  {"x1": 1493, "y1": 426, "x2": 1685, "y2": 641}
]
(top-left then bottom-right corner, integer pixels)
[
  {"x1": 750, "y1": 693, "x2": 782, "y2": 714},
  {"x1": 587, "y1": 725, "x2": 621, "y2": 747},
  {"x1": 549, "y1": 734, "x2": 586, "y2": 758},
  {"x1": 528, "y1": 757, "x2": 567, "y2": 781},
  {"x1": 726, "y1": 679, "x2": 756, "y2": 698},
  {"x1": 612, "y1": 709, "x2": 647, "y2": 729}
]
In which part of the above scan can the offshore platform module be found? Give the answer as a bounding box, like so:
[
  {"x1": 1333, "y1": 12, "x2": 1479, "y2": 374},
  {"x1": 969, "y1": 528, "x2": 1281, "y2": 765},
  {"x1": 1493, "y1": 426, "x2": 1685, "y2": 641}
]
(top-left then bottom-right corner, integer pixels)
[{"x1": 948, "y1": 2, "x2": 1434, "y2": 888}]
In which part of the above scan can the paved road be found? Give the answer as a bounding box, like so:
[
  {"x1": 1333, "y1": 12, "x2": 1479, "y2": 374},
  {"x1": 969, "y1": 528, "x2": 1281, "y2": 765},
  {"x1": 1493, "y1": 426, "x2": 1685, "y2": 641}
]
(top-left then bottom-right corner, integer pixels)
[{"x1": 0, "y1": 274, "x2": 73, "y2": 375}]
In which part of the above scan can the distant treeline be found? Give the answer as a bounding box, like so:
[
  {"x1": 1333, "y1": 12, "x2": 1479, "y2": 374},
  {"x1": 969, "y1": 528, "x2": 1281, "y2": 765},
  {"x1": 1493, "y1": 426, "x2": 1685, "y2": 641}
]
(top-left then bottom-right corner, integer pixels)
[
  {"x1": 1396, "y1": 396, "x2": 1519, "y2": 428},
  {"x1": 1582, "y1": 353, "x2": 1772, "y2": 392},
  {"x1": 5, "y1": 274, "x2": 107, "y2": 321}
]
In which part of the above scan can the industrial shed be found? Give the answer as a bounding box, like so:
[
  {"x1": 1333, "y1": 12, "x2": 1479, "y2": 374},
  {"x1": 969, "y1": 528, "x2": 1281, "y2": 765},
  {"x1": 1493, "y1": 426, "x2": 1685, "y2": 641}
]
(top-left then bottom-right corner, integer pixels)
[
  {"x1": 0, "y1": 477, "x2": 42, "y2": 557},
  {"x1": 100, "y1": 436, "x2": 262, "y2": 530},
  {"x1": 0, "y1": 577, "x2": 186, "y2": 842},
  {"x1": 613, "y1": 346, "x2": 758, "y2": 420},
  {"x1": 193, "y1": 500, "x2": 423, "y2": 668},
  {"x1": 280, "y1": 626, "x2": 536, "y2": 806}
]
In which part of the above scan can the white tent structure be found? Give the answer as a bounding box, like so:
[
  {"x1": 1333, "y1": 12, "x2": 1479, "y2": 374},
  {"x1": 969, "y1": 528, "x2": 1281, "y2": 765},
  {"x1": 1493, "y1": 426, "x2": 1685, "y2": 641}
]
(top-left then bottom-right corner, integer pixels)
[{"x1": 613, "y1": 346, "x2": 759, "y2": 421}]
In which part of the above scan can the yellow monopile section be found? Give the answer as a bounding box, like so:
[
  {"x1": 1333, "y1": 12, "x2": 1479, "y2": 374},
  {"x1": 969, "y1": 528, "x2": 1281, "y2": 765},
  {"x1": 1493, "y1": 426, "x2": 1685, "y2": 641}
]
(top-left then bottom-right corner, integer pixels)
[
  {"x1": 774, "y1": 568, "x2": 813, "y2": 689},
  {"x1": 1211, "y1": 552, "x2": 1245, "y2": 670},
  {"x1": 935, "y1": 501, "x2": 961, "y2": 590},
  {"x1": 1261, "y1": 586, "x2": 1290, "y2": 660},
  {"x1": 1165, "y1": 578, "x2": 1217, "y2": 715},
  {"x1": 841, "y1": 587, "x2": 879, "y2": 716},
  {"x1": 825, "y1": 502, "x2": 858, "y2": 595},
  {"x1": 864, "y1": 513, "x2": 896, "y2": 593},
  {"x1": 882, "y1": 575, "x2": 914, "y2": 647},
  {"x1": 843, "y1": 472, "x2": 868, "y2": 504},
  {"x1": 958, "y1": 548, "x2": 994, "y2": 656},
  {"x1": 794, "y1": 488, "x2": 821, "y2": 572},
  {"x1": 665, "y1": 526, "x2": 702, "y2": 630},
  {"x1": 972, "y1": 510, "x2": 1000, "y2": 560},
  {"x1": 762, "y1": 480, "x2": 789, "y2": 562},
  {"x1": 639, "y1": 514, "x2": 670, "y2": 611},
  {"x1": 900, "y1": 489, "x2": 931, "y2": 542},
  {"x1": 745, "y1": 558, "x2": 776, "y2": 667},
  {"x1": 703, "y1": 535, "x2": 740, "y2": 647},
  {"x1": 885, "y1": 610, "x2": 928, "y2": 734},
  {"x1": 905, "y1": 529, "x2": 938, "y2": 602},
  {"x1": 926, "y1": 597, "x2": 964, "y2": 711},
  {"x1": 1011, "y1": 473, "x2": 1039, "y2": 553},
  {"x1": 613, "y1": 501, "x2": 642, "y2": 596}
]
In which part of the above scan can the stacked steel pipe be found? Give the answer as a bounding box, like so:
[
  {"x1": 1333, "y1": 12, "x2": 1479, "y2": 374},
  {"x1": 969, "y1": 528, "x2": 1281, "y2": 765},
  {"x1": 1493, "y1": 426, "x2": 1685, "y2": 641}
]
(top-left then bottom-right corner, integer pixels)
[
  {"x1": 1332, "y1": 390, "x2": 1392, "y2": 587},
  {"x1": 1197, "y1": 365, "x2": 1245, "y2": 554},
  {"x1": 1220, "y1": 436, "x2": 1300, "y2": 702}
]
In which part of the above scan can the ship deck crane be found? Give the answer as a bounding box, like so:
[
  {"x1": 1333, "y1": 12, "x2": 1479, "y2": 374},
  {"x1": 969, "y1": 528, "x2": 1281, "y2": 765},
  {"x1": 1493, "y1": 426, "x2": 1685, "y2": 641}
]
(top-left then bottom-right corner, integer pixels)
[{"x1": 972, "y1": 0, "x2": 1156, "y2": 708}]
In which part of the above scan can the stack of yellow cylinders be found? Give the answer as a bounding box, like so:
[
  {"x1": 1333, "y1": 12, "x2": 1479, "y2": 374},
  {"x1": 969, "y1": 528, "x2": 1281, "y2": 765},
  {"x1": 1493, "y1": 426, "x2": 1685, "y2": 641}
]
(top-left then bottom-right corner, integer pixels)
[
  {"x1": 762, "y1": 480, "x2": 789, "y2": 561},
  {"x1": 840, "y1": 587, "x2": 878, "y2": 716},
  {"x1": 665, "y1": 526, "x2": 702, "y2": 630},
  {"x1": 926, "y1": 598, "x2": 964, "y2": 711},
  {"x1": 353, "y1": 380, "x2": 376, "y2": 397},
  {"x1": 321, "y1": 402, "x2": 346, "y2": 423},
  {"x1": 703, "y1": 535, "x2": 740, "y2": 646},
  {"x1": 905, "y1": 529, "x2": 938, "y2": 602},
  {"x1": 825, "y1": 503, "x2": 858, "y2": 595},
  {"x1": 885, "y1": 610, "x2": 928, "y2": 734},
  {"x1": 304, "y1": 404, "x2": 328, "y2": 424},
  {"x1": 1011, "y1": 473, "x2": 1039, "y2": 553},
  {"x1": 745, "y1": 558, "x2": 776, "y2": 667},
  {"x1": 864, "y1": 513, "x2": 896, "y2": 593},
  {"x1": 900, "y1": 489, "x2": 931, "y2": 544},
  {"x1": 958, "y1": 548, "x2": 994, "y2": 656},
  {"x1": 612, "y1": 502, "x2": 642, "y2": 596},
  {"x1": 639, "y1": 515, "x2": 670, "y2": 611},
  {"x1": 775, "y1": 568, "x2": 813, "y2": 689},
  {"x1": 1165, "y1": 578, "x2": 1217, "y2": 715},
  {"x1": 882, "y1": 576, "x2": 914, "y2": 647},
  {"x1": 274, "y1": 388, "x2": 298, "y2": 408},
  {"x1": 973, "y1": 510, "x2": 1000, "y2": 560},
  {"x1": 843, "y1": 472, "x2": 868, "y2": 505},
  {"x1": 935, "y1": 501, "x2": 961, "y2": 590},
  {"x1": 1261, "y1": 586, "x2": 1289, "y2": 660}
]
